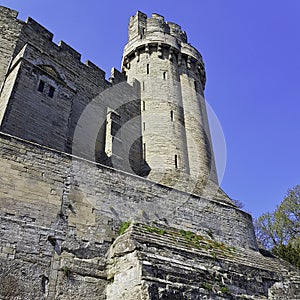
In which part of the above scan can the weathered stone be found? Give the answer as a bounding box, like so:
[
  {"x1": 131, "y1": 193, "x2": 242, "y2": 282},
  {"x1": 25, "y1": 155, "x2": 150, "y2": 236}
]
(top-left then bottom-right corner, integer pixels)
[{"x1": 0, "y1": 6, "x2": 299, "y2": 300}]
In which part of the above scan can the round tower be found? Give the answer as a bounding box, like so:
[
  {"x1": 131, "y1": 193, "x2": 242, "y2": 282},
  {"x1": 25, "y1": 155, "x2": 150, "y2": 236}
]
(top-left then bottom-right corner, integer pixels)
[{"x1": 122, "y1": 12, "x2": 218, "y2": 193}]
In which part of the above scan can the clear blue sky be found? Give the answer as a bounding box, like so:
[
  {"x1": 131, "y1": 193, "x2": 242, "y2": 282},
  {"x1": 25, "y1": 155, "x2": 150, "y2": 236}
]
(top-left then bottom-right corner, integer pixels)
[{"x1": 1, "y1": 0, "x2": 300, "y2": 218}]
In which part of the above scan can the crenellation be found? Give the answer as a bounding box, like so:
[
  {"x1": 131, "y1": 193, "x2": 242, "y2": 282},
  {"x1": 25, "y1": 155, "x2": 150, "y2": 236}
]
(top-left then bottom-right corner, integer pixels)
[
  {"x1": 128, "y1": 11, "x2": 147, "y2": 41},
  {"x1": 151, "y1": 13, "x2": 165, "y2": 22},
  {"x1": 0, "y1": 9, "x2": 108, "y2": 88},
  {"x1": 58, "y1": 40, "x2": 81, "y2": 61},
  {"x1": 25, "y1": 17, "x2": 54, "y2": 41},
  {"x1": 147, "y1": 16, "x2": 169, "y2": 35},
  {"x1": 0, "y1": 6, "x2": 19, "y2": 19},
  {"x1": 109, "y1": 67, "x2": 126, "y2": 84},
  {"x1": 167, "y1": 22, "x2": 188, "y2": 43}
]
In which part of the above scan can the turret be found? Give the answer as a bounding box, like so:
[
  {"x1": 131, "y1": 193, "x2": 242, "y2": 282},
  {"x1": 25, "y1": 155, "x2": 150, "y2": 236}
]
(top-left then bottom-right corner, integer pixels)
[{"x1": 122, "y1": 12, "x2": 218, "y2": 193}]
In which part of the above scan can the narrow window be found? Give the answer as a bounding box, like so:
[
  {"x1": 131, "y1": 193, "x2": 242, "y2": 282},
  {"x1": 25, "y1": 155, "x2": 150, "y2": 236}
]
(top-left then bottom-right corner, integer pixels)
[
  {"x1": 194, "y1": 80, "x2": 197, "y2": 91},
  {"x1": 175, "y1": 155, "x2": 178, "y2": 169},
  {"x1": 146, "y1": 64, "x2": 149, "y2": 74},
  {"x1": 48, "y1": 86, "x2": 55, "y2": 98},
  {"x1": 142, "y1": 28, "x2": 145, "y2": 35},
  {"x1": 38, "y1": 80, "x2": 45, "y2": 92},
  {"x1": 142, "y1": 101, "x2": 145, "y2": 111},
  {"x1": 143, "y1": 143, "x2": 146, "y2": 160},
  {"x1": 170, "y1": 110, "x2": 174, "y2": 122},
  {"x1": 163, "y1": 71, "x2": 167, "y2": 80},
  {"x1": 143, "y1": 122, "x2": 146, "y2": 131},
  {"x1": 142, "y1": 81, "x2": 145, "y2": 91}
]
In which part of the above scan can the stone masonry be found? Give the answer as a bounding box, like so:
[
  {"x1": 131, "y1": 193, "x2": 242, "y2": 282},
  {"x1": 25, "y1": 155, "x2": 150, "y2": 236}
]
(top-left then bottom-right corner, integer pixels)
[{"x1": 0, "y1": 6, "x2": 299, "y2": 300}]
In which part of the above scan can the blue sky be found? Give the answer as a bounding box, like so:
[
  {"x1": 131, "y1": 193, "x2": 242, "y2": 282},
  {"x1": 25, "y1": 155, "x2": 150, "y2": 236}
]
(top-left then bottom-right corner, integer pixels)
[{"x1": 1, "y1": 0, "x2": 299, "y2": 218}]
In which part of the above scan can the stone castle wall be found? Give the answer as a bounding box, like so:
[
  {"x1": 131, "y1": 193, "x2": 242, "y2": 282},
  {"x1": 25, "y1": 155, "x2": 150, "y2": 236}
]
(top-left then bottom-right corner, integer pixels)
[
  {"x1": 0, "y1": 131, "x2": 257, "y2": 299},
  {"x1": 2, "y1": 132, "x2": 298, "y2": 299},
  {"x1": 0, "y1": 132, "x2": 257, "y2": 250}
]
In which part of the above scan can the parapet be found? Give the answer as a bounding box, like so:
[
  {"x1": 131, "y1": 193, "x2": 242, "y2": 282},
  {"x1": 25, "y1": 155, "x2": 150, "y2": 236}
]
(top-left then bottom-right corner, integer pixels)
[
  {"x1": 167, "y1": 22, "x2": 187, "y2": 43},
  {"x1": 85, "y1": 60, "x2": 106, "y2": 81},
  {"x1": 0, "y1": 6, "x2": 107, "y2": 83},
  {"x1": 0, "y1": 5, "x2": 18, "y2": 18},
  {"x1": 109, "y1": 67, "x2": 126, "y2": 84},
  {"x1": 124, "y1": 11, "x2": 206, "y2": 88},
  {"x1": 25, "y1": 17, "x2": 54, "y2": 41},
  {"x1": 58, "y1": 40, "x2": 81, "y2": 61},
  {"x1": 128, "y1": 11, "x2": 188, "y2": 44}
]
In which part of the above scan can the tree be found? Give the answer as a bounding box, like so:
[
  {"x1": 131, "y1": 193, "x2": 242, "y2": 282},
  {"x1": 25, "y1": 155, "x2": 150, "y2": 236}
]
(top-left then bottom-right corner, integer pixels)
[{"x1": 255, "y1": 185, "x2": 300, "y2": 268}]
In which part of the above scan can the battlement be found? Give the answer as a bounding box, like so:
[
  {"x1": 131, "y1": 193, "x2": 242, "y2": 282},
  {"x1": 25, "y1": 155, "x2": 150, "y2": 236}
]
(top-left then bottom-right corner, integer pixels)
[
  {"x1": 57, "y1": 40, "x2": 81, "y2": 60},
  {"x1": 128, "y1": 11, "x2": 188, "y2": 43},
  {"x1": 25, "y1": 17, "x2": 54, "y2": 41},
  {"x1": 125, "y1": 11, "x2": 203, "y2": 75},
  {"x1": 0, "y1": 6, "x2": 107, "y2": 81},
  {"x1": 0, "y1": 5, "x2": 18, "y2": 18},
  {"x1": 123, "y1": 11, "x2": 206, "y2": 89},
  {"x1": 167, "y1": 22, "x2": 187, "y2": 43}
]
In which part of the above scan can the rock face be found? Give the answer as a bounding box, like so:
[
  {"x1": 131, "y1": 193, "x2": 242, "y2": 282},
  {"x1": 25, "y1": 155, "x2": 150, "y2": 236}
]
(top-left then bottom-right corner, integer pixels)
[{"x1": 0, "y1": 6, "x2": 299, "y2": 300}]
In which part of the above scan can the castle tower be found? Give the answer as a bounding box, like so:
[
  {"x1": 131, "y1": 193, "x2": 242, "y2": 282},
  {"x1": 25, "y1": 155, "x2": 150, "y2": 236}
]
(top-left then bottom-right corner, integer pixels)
[{"x1": 122, "y1": 12, "x2": 218, "y2": 192}]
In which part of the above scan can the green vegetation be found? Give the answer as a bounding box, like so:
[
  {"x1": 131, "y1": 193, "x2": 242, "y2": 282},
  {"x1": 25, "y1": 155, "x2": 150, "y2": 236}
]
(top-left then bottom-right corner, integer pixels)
[
  {"x1": 179, "y1": 229, "x2": 203, "y2": 244},
  {"x1": 202, "y1": 282, "x2": 212, "y2": 291},
  {"x1": 120, "y1": 222, "x2": 235, "y2": 261},
  {"x1": 142, "y1": 224, "x2": 166, "y2": 235},
  {"x1": 255, "y1": 185, "x2": 300, "y2": 269},
  {"x1": 61, "y1": 266, "x2": 72, "y2": 277},
  {"x1": 220, "y1": 285, "x2": 230, "y2": 294},
  {"x1": 178, "y1": 228, "x2": 235, "y2": 257},
  {"x1": 118, "y1": 221, "x2": 131, "y2": 235}
]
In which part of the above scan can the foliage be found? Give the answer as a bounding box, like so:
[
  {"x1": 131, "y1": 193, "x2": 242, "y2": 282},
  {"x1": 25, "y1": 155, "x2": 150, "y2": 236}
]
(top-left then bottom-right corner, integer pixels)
[
  {"x1": 142, "y1": 224, "x2": 166, "y2": 235},
  {"x1": 61, "y1": 266, "x2": 72, "y2": 277},
  {"x1": 118, "y1": 221, "x2": 131, "y2": 235},
  {"x1": 202, "y1": 282, "x2": 212, "y2": 291},
  {"x1": 220, "y1": 285, "x2": 230, "y2": 294},
  {"x1": 273, "y1": 240, "x2": 300, "y2": 268},
  {"x1": 255, "y1": 185, "x2": 300, "y2": 268}
]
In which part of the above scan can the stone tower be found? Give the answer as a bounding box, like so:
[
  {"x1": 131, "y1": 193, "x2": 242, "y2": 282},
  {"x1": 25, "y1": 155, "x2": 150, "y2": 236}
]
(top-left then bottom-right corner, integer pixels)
[{"x1": 122, "y1": 12, "x2": 218, "y2": 194}]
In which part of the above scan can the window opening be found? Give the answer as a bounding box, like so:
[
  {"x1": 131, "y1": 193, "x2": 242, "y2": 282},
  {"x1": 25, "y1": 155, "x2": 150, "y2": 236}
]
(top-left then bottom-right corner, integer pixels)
[
  {"x1": 38, "y1": 80, "x2": 45, "y2": 92},
  {"x1": 147, "y1": 64, "x2": 150, "y2": 74},
  {"x1": 142, "y1": 101, "x2": 146, "y2": 111},
  {"x1": 143, "y1": 143, "x2": 146, "y2": 160},
  {"x1": 170, "y1": 110, "x2": 174, "y2": 122},
  {"x1": 48, "y1": 86, "x2": 55, "y2": 98},
  {"x1": 175, "y1": 155, "x2": 178, "y2": 169}
]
